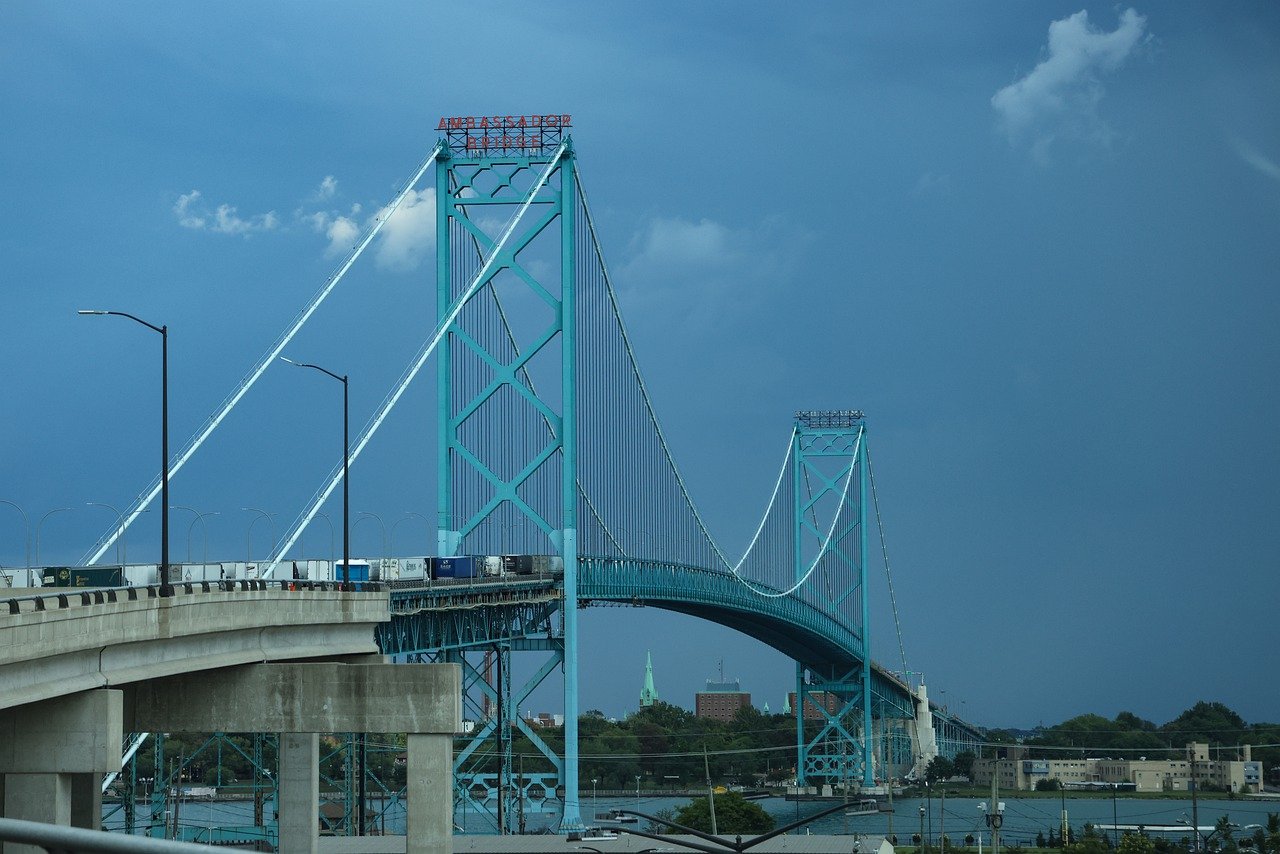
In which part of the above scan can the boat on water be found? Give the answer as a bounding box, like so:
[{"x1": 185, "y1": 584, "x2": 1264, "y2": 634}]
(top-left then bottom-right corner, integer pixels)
[
  {"x1": 595, "y1": 809, "x2": 638, "y2": 824},
  {"x1": 846, "y1": 798, "x2": 881, "y2": 817}
]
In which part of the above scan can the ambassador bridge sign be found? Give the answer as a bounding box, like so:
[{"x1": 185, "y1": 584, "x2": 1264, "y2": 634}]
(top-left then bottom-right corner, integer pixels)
[{"x1": 437, "y1": 114, "x2": 571, "y2": 155}]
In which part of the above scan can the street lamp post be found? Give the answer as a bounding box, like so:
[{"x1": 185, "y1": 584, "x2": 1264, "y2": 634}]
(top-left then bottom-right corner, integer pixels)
[
  {"x1": 0, "y1": 499, "x2": 30, "y2": 567},
  {"x1": 280, "y1": 357, "x2": 349, "y2": 586},
  {"x1": 86, "y1": 502, "x2": 134, "y2": 566},
  {"x1": 314, "y1": 512, "x2": 335, "y2": 563},
  {"x1": 36, "y1": 508, "x2": 72, "y2": 567},
  {"x1": 390, "y1": 512, "x2": 429, "y2": 555},
  {"x1": 241, "y1": 508, "x2": 276, "y2": 565},
  {"x1": 357, "y1": 512, "x2": 387, "y2": 556},
  {"x1": 172, "y1": 506, "x2": 219, "y2": 565},
  {"x1": 919, "y1": 806, "x2": 926, "y2": 853},
  {"x1": 79, "y1": 309, "x2": 171, "y2": 595}
]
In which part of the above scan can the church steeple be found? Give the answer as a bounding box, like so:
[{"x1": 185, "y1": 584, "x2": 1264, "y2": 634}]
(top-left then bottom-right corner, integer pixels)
[{"x1": 639, "y1": 650, "x2": 659, "y2": 708}]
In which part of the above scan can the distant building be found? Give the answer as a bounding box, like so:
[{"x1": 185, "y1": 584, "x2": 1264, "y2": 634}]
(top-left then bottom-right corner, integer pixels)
[
  {"x1": 970, "y1": 742, "x2": 1264, "y2": 793},
  {"x1": 788, "y1": 691, "x2": 841, "y2": 722},
  {"x1": 639, "y1": 650, "x2": 659, "y2": 708},
  {"x1": 696, "y1": 678, "x2": 751, "y2": 722},
  {"x1": 525, "y1": 712, "x2": 564, "y2": 728}
]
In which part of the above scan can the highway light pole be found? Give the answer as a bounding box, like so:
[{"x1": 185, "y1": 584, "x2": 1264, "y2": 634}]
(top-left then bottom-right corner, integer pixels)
[
  {"x1": 0, "y1": 499, "x2": 30, "y2": 567},
  {"x1": 36, "y1": 508, "x2": 71, "y2": 567},
  {"x1": 86, "y1": 502, "x2": 136, "y2": 566},
  {"x1": 357, "y1": 511, "x2": 387, "y2": 556},
  {"x1": 280, "y1": 357, "x2": 348, "y2": 586},
  {"x1": 241, "y1": 508, "x2": 277, "y2": 565},
  {"x1": 79, "y1": 309, "x2": 171, "y2": 595}
]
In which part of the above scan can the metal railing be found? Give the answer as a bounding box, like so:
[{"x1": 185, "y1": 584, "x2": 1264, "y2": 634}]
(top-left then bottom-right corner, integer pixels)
[
  {"x1": 0, "y1": 817, "x2": 219, "y2": 852},
  {"x1": 3, "y1": 578, "x2": 385, "y2": 616}
]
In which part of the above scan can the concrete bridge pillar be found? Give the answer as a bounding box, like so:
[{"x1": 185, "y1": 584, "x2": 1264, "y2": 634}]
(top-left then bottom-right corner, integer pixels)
[
  {"x1": 406, "y1": 734, "x2": 453, "y2": 854},
  {"x1": 0, "y1": 689, "x2": 122, "y2": 853},
  {"x1": 127, "y1": 661, "x2": 461, "y2": 853},
  {"x1": 278, "y1": 733, "x2": 320, "y2": 854}
]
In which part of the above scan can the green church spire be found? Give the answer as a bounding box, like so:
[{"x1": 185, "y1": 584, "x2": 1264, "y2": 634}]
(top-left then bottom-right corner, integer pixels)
[{"x1": 639, "y1": 650, "x2": 659, "y2": 708}]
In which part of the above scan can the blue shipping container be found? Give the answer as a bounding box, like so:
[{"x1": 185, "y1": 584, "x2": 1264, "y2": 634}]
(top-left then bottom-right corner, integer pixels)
[
  {"x1": 435, "y1": 556, "x2": 475, "y2": 579},
  {"x1": 338, "y1": 563, "x2": 370, "y2": 582}
]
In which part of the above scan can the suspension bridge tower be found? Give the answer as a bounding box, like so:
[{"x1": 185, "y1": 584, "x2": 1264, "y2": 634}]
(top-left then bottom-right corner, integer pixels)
[
  {"x1": 432, "y1": 113, "x2": 587, "y2": 831},
  {"x1": 792, "y1": 410, "x2": 874, "y2": 790}
]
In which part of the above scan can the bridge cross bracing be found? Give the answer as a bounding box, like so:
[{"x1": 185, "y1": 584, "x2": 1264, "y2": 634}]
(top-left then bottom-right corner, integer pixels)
[{"x1": 58, "y1": 125, "x2": 981, "y2": 837}]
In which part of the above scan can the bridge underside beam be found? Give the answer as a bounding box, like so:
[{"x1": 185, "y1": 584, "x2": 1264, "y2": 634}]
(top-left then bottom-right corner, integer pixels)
[{"x1": 124, "y1": 662, "x2": 460, "y2": 854}]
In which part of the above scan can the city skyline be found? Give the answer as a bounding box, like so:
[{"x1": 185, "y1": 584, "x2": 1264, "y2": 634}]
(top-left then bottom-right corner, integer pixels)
[{"x1": 2, "y1": 2, "x2": 1278, "y2": 729}]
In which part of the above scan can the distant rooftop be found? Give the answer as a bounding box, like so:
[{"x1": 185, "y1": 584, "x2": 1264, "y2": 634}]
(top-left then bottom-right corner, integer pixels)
[{"x1": 702, "y1": 679, "x2": 742, "y2": 693}]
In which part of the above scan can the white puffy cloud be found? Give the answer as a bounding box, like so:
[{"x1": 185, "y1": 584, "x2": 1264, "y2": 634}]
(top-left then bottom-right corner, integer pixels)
[
  {"x1": 306, "y1": 210, "x2": 361, "y2": 257},
  {"x1": 615, "y1": 215, "x2": 803, "y2": 331},
  {"x1": 174, "y1": 191, "x2": 206, "y2": 229},
  {"x1": 1233, "y1": 139, "x2": 1280, "y2": 183},
  {"x1": 992, "y1": 8, "x2": 1148, "y2": 156},
  {"x1": 173, "y1": 189, "x2": 279, "y2": 235},
  {"x1": 318, "y1": 175, "x2": 338, "y2": 199},
  {"x1": 373, "y1": 187, "x2": 435, "y2": 271}
]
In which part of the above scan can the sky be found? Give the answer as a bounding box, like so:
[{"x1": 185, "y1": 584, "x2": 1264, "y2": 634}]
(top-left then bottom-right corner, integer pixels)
[{"x1": 2, "y1": 2, "x2": 1278, "y2": 731}]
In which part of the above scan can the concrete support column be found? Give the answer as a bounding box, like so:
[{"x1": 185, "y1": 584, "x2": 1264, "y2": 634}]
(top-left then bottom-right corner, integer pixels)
[
  {"x1": 3, "y1": 774, "x2": 71, "y2": 854},
  {"x1": 69, "y1": 773, "x2": 102, "y2": 830},
  {"x1": 406, "y1": 734, "x2": 452, "y2": 854},
  {"x1": 277, "y1": 733, "x2": 319, "y2": 854}
]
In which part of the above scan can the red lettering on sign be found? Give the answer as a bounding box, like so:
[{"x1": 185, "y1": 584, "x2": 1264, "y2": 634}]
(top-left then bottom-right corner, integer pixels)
[
  {"x1": 561, "y1": 114, "x2": 571, "y2": 126},
  {"x1": 465, "y1": 117, "x2": 475, "y2": 129},
  {"x1": 437, "y1": 118, "x2": 448, "y2": 130}
]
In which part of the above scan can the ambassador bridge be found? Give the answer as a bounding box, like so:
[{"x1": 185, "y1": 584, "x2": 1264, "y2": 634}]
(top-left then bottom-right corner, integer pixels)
[{"x1": 79, "y1": 115, "x2": 982, "y2": 836}]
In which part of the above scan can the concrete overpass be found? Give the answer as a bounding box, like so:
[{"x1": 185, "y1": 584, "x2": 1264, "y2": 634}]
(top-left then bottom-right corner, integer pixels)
[{"x1": 0, "y1": 581, "x2": 461, "y2": 854}]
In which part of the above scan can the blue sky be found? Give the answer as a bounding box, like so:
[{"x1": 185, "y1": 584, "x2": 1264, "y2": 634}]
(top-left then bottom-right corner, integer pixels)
[{"x1": 2, "y1": 2, "x2": 1278, "y2": 730}]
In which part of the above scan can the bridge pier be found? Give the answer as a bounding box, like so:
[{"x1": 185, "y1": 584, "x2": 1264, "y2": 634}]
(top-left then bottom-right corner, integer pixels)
[
  {"x1": 126, "y1": 661, "x2": 460, "y2": 853},
  {"x1": 0, "y1": 689, "x2": 122, "y2": 853},
  {"x1": 278, "y1": 733, "x2": 320, "y2": 854}
]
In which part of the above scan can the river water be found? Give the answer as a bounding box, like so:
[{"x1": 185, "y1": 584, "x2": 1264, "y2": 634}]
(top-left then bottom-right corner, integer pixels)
[{"x1": 108, "y1": 793, "x2": 1280, "y2": 842}]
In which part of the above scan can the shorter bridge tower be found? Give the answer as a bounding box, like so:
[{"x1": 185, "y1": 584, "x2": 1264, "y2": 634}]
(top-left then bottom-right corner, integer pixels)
[{"x1": 792, "y1": 410, "x2": 874, "y2": 790}]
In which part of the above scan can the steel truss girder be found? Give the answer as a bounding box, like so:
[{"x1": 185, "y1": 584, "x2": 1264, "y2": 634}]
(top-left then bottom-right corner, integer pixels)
[{"x1": 377, "y1": 599, "x2": 558, "y2": 656}]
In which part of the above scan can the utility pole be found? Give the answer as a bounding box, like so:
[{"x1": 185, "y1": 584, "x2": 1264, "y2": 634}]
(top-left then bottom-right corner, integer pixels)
[
  {"x1": 1060, "y1": 784, "x2": 1068, "y2": 845},
  {"x1": 982, "y1": 774, "x2": 1003, "y2": 854},
  {"x1": 704, "y1": 745, "x2": 718, "y2": 837},
  {"x1": 992, "y1": 775, "x2": 1002, "y2": 854},
  {"x1": 1190, "y1": 747, "x2": 1200, "y2": 852},
  {"x1": 940, "y1": 787, "x2": 946, "y2": 853}
]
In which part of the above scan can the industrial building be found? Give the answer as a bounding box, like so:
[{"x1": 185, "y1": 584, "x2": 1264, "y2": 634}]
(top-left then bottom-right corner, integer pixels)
[{"x1": 970, "y1": 742, "x2": 1264, "y2": 793}]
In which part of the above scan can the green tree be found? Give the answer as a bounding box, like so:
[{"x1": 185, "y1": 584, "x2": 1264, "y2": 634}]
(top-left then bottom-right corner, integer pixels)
[
  {"x1": 925, "y1": 756, "x2": 955, "y2": 784},
  {"x1": 953, "y1": 750, "x2": 976, "y2": 780},
  {"x1": 1117, "y1": 833, "x2": 1156, "y2": 854},
  {"x1": 672, "y1": 792, "x2": 774, "y2": 835}
]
